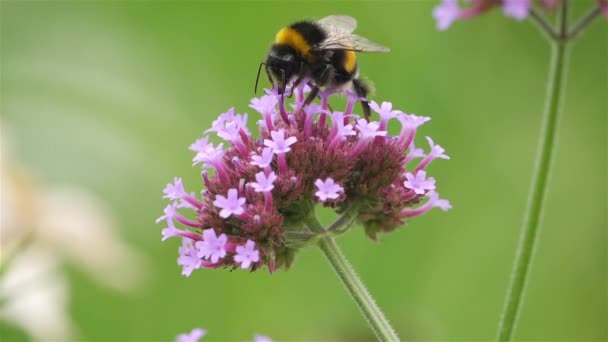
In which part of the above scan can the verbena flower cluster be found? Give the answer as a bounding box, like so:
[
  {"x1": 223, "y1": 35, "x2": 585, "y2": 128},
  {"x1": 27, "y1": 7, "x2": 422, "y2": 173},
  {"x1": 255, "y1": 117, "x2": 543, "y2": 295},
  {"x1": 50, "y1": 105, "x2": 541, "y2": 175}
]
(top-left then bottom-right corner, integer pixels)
[
  {"x1": 433, "y1": 0, "x2": 608, "y2": 30},
  {"x1": 157, "y1": 84, "x2": 450, "y2": 276}
]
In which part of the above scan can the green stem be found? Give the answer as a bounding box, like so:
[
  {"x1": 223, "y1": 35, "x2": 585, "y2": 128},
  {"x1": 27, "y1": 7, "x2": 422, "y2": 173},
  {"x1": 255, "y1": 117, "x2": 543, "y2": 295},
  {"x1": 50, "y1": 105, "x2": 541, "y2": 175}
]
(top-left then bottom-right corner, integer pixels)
[
  {"x1": 305, "y1": 211, "x2": 400, "y2": 342},
  {"x1": 496, "y1": 4, "x2": 570, "y2": 341}
]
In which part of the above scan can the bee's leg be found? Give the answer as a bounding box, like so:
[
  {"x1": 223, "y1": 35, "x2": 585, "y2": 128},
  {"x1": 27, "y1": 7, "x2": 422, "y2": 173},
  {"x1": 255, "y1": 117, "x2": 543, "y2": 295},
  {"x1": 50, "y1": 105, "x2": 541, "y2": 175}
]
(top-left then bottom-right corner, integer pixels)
[
  {"x1": 304, "y1": 85, "x2": 319, "y2": 106},
  {"x1": 305, "y1": 80, "x2": 334, "y2": 113},
  {"x1": 289, "y1": 74, "x2": 305, "y2": 99},
  {"x1": 353, "y1": 78, "x2": 371, "y2": 121}
]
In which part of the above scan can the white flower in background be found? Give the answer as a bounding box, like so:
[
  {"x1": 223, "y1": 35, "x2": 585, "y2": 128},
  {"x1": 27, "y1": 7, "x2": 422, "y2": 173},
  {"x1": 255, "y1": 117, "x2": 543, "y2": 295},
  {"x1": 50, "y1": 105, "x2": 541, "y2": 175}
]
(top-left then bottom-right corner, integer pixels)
[{"x1": 0, "y1": 123, "x2": 147, "y2": 341}]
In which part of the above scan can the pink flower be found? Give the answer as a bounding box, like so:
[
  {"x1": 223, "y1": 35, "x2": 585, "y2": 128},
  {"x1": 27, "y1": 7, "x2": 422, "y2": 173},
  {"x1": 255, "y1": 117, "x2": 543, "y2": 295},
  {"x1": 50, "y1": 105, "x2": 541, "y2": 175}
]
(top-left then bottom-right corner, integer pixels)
[
  {"x1": 249, "y1": 171, "x2": 278, "y2": 193},
  {"x1": 370, "y1": 101, "x2": 403, "y2": 129},
  {"x1": 402, "y1": 191, "x2": 452, "y2": 217},
  {"x1": 189, "y1": 137, "x2": 210, "y2": 153},
  {"x1": 213, "y1": 189, "x2": 246, "y2": 218},
  {"x1": 433, "y1": 0, "x2": 461, "y2": 30},
  {"x1": 206, "y1": 107, "x2": 249, "y2": 141},
  {"x1": 403, "y1": 171, "x2": 436, "y2": 195},
  {"x1": 234, "y1": 240, "x2": 260, "y2": 269},
  {"x1": 502, "y1": 0, "x2": 532, "y2": 20},
  {"x1": 195, "y1": 229, "x2": 228, "y2": 263},
  {"x1": 178, "y1": 239, "x2": 202, "y2": 277},
  {"x1": 254, "y1": 335, "x2": 273, "y2": 342},
  {"x1": 330, "y1": 111, "x2": 356, "y2": 140},
  {"x1": 251, "y1": 147, "x2": 274, "y2": 168},
  {"x1": 250, "y1": 95, "x2": 278, "y2": 115},
  {"x1": 192, "y1": 142, "x2": 225, "y2": 168},
  {"x1": 355, "y1": 119, "x2": 387, "y2": 140},
  {"x1": 315, "y1": 178, "x2": 344, "y2": 202},
  {"x1": 176, "y1": 328, "x2": 206, "y2": 342},
  {"x1": 161, "y1": 219, "x2": 181, "y2": 241},
  {"x1": 164, "y1": 178, "x2": 203, "y2": 210},
  {"x1": 264, "y1": 129, "x2": 297, "y2": 154}
]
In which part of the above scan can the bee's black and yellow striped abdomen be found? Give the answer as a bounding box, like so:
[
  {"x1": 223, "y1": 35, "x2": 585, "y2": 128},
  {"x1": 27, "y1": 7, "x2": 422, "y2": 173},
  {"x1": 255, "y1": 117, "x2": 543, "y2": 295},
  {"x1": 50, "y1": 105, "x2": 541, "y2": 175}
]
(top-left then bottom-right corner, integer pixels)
[{"x1": 274, "y1": 21, "x2": 358, "y2": 77}]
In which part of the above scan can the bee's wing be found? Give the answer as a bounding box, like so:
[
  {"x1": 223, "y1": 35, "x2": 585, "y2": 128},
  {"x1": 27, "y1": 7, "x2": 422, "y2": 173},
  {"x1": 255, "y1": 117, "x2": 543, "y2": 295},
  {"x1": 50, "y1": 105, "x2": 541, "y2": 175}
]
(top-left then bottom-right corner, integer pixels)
[
  {"x1": 317, "y1": 15, "x2": 358, "y2": 33},
  {"x1": 313, "y1": 29, "x2": 390, "y2": 53}
]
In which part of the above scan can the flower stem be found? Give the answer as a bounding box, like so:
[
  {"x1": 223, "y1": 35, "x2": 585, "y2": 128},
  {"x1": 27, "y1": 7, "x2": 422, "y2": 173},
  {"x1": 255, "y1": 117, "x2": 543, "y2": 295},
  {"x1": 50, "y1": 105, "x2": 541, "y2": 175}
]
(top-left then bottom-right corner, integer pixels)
[
  {"x1": 529, "y1": 9, "x2": 559, "y2": 40},
  {"x1": 305, "y1": 211, "x2": 400, "y2": 342},
  {"x1": 496, "y1": 4, "x2": 570, "y2": 341},
  {"x1": 567, "y1": 6, "x2": 601, "y2": 40}
]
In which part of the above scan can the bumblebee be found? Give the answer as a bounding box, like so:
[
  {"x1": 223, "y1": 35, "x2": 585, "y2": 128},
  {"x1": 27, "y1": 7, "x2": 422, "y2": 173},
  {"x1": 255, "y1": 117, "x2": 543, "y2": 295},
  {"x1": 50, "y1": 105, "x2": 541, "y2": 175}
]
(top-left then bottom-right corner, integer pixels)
[{"x1": 256, "y1": 15, "x2": 389, "y2": 119}]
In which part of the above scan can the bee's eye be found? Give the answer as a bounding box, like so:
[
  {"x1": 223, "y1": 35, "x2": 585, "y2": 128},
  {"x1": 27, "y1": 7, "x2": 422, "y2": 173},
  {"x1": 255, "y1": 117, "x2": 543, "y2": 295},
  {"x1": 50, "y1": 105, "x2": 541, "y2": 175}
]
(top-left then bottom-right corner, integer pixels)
[{"x1": 283, "y1": 54, "x2": 294, "y2": 62}]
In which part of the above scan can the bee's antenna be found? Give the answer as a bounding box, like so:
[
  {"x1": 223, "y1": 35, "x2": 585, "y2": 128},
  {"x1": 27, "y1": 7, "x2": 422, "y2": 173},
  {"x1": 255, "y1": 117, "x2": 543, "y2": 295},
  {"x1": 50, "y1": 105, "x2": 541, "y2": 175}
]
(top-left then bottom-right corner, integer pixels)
[{"x1": 254, "y1": 62, "x2": 266, "y2": 95}]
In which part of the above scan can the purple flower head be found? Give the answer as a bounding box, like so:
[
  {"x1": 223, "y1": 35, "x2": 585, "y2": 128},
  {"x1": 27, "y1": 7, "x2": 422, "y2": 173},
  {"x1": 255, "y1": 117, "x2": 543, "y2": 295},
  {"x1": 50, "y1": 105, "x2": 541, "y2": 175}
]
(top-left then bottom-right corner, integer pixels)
[
  {"x1": 213, "y1": 188, "x2": 246, "y2": 218},
  {"x1": 195, "y1": 229, "x2": 228, "y2": 263},
  {"x1": 157, "y1": 81, "x2": 450, "y2": 273},
  {"x1": 234, "y1": 240, "x2": 260, "y2": 269},
  {"x1": 315, "y1": 178, "x2": 344, "y2": 202},
  {"x1": 249, "y1": 171, "x2": 278, "y2": 193},
  {"x1": 176, "y1": 328, "x2": 207, "y2": 342},
  {"x1": 264, "y1": 129, "x2": 297, "y2": 154}
]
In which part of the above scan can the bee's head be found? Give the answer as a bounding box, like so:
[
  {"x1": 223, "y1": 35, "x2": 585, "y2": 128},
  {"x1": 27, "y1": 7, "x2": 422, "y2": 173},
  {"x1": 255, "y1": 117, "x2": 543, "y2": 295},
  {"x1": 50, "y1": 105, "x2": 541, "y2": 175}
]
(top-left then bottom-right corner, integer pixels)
[{"x1": 265, "y1": 44, "x2": 302, "y2": 95}]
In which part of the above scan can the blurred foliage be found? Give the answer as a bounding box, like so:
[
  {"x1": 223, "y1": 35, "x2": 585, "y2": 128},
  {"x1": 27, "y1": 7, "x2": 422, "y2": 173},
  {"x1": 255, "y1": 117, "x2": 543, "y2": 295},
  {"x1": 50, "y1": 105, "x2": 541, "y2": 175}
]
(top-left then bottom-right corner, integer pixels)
[{"x1": 1, "y1": 1, "x2": 606, "y2": 341}]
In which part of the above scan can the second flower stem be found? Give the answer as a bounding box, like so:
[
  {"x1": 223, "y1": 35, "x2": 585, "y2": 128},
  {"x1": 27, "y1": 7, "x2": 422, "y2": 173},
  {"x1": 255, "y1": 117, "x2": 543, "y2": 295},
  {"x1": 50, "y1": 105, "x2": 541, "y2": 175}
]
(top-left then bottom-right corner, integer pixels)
[
  {"x1": 305, "y1": 211, "x2": 400, "y2": 342},
  {"x1": 497, "y1": 4, "x2": 570, "y2": 341}
]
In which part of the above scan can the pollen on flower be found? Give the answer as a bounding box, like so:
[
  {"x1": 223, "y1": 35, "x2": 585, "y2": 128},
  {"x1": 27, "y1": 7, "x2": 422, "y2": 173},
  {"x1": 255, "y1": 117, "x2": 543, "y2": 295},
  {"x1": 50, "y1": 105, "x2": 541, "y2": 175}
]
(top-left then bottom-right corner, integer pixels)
[{"x1": 157, "y1": 81, "x2": 450, "y2": 274}]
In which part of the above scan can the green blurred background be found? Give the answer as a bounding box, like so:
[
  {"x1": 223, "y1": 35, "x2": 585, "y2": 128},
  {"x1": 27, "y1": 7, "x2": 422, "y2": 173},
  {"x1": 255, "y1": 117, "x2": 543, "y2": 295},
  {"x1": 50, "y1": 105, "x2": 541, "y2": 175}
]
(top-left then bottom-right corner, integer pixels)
[{"x1": 1, "y1": 1, "x2": 606, "y2": 341}]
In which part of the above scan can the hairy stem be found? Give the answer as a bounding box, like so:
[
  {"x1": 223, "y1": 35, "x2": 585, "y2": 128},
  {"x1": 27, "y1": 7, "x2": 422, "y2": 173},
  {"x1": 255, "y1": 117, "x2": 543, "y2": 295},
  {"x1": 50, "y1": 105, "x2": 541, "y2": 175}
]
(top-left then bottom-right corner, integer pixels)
[
  {"x1": 305, "y1": 211, "x2": 400, "y2": 342},
  {"x1": 496, "y1": 4, "x2": 570, "y2": 341}
]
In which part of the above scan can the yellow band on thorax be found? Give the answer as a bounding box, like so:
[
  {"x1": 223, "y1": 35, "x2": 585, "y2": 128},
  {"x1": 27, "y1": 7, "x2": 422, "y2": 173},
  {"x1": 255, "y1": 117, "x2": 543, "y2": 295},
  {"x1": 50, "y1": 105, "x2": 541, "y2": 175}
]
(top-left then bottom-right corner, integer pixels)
[{"x1": 275, "y1": 27, "x2": 311, "y2": 57}]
